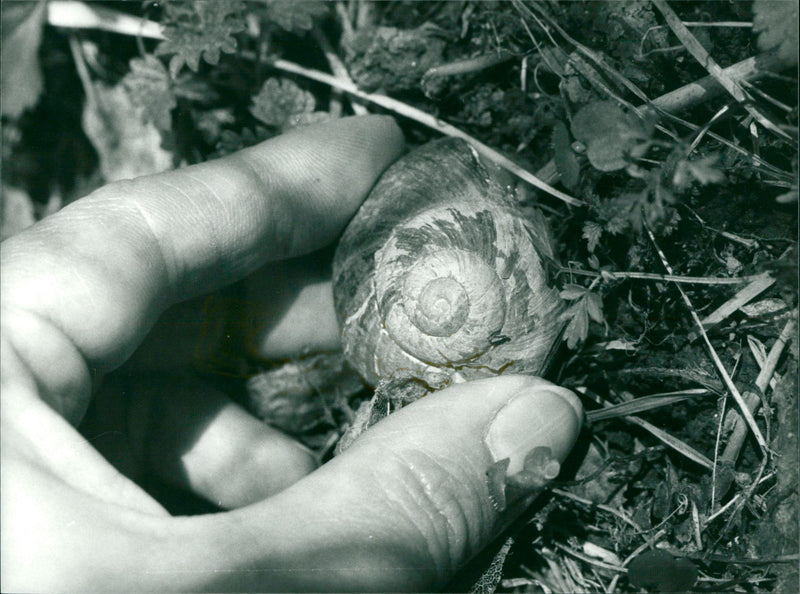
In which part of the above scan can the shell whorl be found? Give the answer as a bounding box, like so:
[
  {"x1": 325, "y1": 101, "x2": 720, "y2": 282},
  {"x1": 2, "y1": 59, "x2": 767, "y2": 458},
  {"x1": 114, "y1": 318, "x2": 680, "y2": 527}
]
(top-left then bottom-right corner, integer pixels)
[{"x1": 332, "y1": 138, "x2": 564, "y2": 386}]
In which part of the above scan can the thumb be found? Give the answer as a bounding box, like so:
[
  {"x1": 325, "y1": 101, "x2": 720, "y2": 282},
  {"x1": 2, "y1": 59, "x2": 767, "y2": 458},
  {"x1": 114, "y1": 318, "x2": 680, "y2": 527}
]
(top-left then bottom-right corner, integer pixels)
[{"x1": 175, "y1": 375, "x2": 583, "y2": 592}]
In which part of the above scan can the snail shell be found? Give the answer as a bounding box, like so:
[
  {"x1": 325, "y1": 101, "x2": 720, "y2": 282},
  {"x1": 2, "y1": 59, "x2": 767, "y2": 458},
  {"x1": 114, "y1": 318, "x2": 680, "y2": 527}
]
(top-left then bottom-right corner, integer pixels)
[{"x1": 332, "y1": 138, "x2": 565, "y2": 387}]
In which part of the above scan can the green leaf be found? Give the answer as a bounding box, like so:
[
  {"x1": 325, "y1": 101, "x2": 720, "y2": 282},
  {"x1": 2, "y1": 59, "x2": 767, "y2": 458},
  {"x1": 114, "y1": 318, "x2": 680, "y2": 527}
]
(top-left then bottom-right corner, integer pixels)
[
  {"x1": 560, "y1": 301, "x2": 589, "y2": 350},
  {"x1": 585, "y1": 292, "x2": 605, "y2": 325},
  {"x1": 570, "y1": 101, "x2": 656, "y2": 172},
  {"x1": 1, "y1": 0, "x2": 46, "y2": 118},
  {"x1": 582, "y1": 221, "x2": 603, "y2": 253},
  {"x1": 261, "y1": 0, "x2": 329, "y2": 32},
  {"x1": 156, "y1": 0, "x2": 246, "y2": 78},
  {"x1": 686, "y1": 156, "x2": 726, "y2": 186},
  {"x1": 122, "y1": 55, "x2": 176, "y2": 131},
  {"x1": 559, "y1": 284, "x2": 588, "y2": 301},
  {"x1": 250, "y1": 77, "x2": 321, "y2": 130},
  {"x1": 753, "y1": 0, "x2": 799, "y2": 65}
]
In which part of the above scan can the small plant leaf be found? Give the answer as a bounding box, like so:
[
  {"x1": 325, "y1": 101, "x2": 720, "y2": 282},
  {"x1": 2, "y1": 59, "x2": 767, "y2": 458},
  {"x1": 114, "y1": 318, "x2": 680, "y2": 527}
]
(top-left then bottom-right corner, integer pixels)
[
  {"x1": 753, "y1": 0, "x2": 799, "y2": 65},
  {"x1": 122, "y1": 55, "x2": 177, "y2": 131},
  {"x1": 259, "y1": 0, "x2": 329, "y2": 32},
  {"x1": 560, "y1": 300, "x2": 589, "y2": 349},
  {"x1": 585, "y1": 292, "x2": 605, "y2": 325},
  {"x1": 682, "y1": 155, "x2": 726, "y2": 186},
  {"x1": 560, "y1": 284, "x2": 589, "y2": 301},
  {"x1": 250, "y1": 77, "x2": 322, "y2": 130},
  {"x1": 156, "y1": 0, "x2": 246, "y2": 78},
  {"x1": 571, "y1": 101, "x2": 655, "y2": 171},
  {"x1": 582, "y1": 221, "x2": 603, "y2": 253}
]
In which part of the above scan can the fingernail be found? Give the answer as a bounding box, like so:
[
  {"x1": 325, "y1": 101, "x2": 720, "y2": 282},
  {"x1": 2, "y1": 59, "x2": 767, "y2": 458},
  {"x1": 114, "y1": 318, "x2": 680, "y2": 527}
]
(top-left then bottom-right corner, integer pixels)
[{"x1": 485, "y1": 386, "x2": 583, "y2": 477}]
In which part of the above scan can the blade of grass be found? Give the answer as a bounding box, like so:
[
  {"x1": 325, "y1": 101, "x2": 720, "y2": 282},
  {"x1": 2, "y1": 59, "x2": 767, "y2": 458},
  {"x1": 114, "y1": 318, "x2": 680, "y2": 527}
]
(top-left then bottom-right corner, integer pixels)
[
  {"x1": 46, "y1": 0, "x2": 584, "y2": 208},
  {"x1": 643, "y1": 223, "x2": 769, "y2": 452},
  {"x1": 720, "y1": 318, "x2": 796, "y2": 465},
  {"x1": 686, "y1": 273, "x2": 776, "y2": 342},
  {"x1": 586, "y1": 388, "x2": 711, "y2": 422},
  {"x1": 651, "y1": 0, "x2": 793, "y2": 142},
  {"x1": 560, "y1": 268, "x2": 771, "y2": 286}
]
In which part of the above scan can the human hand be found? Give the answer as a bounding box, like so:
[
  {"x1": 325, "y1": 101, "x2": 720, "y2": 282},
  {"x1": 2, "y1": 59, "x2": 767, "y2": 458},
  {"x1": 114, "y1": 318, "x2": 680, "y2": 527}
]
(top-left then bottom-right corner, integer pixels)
[{"x1": 1, "y1": 115, "x2": 583, "y2": 592}]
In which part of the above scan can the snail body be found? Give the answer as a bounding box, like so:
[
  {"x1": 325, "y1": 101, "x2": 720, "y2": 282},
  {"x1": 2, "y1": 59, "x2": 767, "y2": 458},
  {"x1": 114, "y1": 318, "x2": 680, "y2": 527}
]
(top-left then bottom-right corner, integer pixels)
[{"x1": 332, "y1": 138, "x2": 565, "y2": 388}]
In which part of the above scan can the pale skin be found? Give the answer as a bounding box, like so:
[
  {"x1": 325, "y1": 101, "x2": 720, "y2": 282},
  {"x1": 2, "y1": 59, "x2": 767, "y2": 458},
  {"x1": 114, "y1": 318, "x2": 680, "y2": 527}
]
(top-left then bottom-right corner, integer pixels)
[{"x1": 1, "y1": 115, "x2": 582, "y2": 592}]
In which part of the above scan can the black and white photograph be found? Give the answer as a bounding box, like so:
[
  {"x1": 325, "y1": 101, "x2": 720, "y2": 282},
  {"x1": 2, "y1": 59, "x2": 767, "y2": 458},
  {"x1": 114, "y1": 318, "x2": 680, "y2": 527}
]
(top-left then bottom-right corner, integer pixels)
[{"x1": 1, "y1": 1, "x2": 798, "y2": 591}]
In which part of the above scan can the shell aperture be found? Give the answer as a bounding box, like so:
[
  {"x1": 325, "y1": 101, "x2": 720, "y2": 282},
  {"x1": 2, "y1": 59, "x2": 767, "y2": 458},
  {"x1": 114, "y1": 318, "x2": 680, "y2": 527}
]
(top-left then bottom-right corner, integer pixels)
[{"x1": 332, "y1": 138, "x2": 565, "y2": 386}]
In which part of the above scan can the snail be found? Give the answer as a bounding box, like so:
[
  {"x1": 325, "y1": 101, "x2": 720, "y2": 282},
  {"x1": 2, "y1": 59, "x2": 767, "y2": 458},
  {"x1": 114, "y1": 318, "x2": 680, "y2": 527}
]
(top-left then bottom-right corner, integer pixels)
[{"x1": 332, "y1": 137, "x2": 566, "y2": 392}]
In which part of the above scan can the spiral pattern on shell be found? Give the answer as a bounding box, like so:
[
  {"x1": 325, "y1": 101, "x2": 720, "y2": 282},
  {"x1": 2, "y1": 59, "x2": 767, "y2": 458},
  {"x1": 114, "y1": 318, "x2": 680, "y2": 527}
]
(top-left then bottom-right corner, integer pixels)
[{"x1": 333, "y1": 138, "x2": 565, "y2": 387}]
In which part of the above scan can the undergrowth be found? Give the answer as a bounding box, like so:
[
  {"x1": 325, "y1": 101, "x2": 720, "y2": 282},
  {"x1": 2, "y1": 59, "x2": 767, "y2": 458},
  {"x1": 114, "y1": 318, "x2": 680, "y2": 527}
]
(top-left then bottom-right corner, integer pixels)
[{"x1": 2, "y1": 1, "x2": 798, "y2": 592}]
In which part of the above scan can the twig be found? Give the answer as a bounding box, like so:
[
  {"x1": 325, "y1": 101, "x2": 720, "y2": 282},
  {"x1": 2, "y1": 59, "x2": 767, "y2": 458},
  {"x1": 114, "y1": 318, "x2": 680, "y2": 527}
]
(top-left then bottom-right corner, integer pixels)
[
  {"x1": 559, "y1": 267, "x2": 771, "y2": 286},
  {"x1": 651, "y1": 0, "x2": 793, "y2": 142},
  {"x1": 686, "y1": 273, "x2": 776, "y2": 342},
  {"x1": 268, "y1": 58, "x2": 584, "y2": 207},
  {"x1": 720, "y1": 318, "x2": 796, "y2": 465},
  {"x1": 422, "y1": 50, "x2": 514, "y2": 82},
  {"x1": 310, "y1": 26, "x2": 368, "y2": 117},
  {"x1": 682, "y1": 206, "x2": 760, "y2": 248},
  {"x1": 521, "y1": 0, "x2": 793, "y2": 183},
  {"x1": 553, "y1": 542, "x2": 626, "y2": 574},
  {"x1": 747, "y1": 336, "x2": 780, "y2": 391},
  {"x1": 643, "y1": 223, "x2": 769, "y2": 452},
  {"x1": 334, "y1": 1, "x2": 354, "y2": 40}
]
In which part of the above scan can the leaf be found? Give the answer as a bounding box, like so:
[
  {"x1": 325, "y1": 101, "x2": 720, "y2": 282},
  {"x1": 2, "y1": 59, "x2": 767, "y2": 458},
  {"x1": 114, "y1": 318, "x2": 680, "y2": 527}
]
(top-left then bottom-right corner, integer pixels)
[
  {"x1": 571, "y1": 101, "x2": 656, "y2": 172},
  {"x1": 1, "y1": 0, "x2": 46, "y2": 118},
  {"x1": 753, "y1": 0, "x2": 799, "y2": 65},
  {"x1": 628, "y1": 550, "x2": 698, "y2": 592},
  {"x1": 214, "y1": 126, "x2": 270, "y2": 156},
  {"x1": 585, "y1": 292, "x2": 605, "y2": 325},
  {"x1": 122, "y1": 55, "x2": 176, "y2": 131},
  {"x1": 560, "y1": 300, "x2": 589, "y2": 349},
  {"x1": 193, "y1": 107, "x2": 236, "y2": 144},
  {"x1": 250, "y1": 77, "x2": 321, "y2": 130},
  {"x1": 261, "y1": 0, "x2": 329, "y2": 32},
  {"x1": 686, "y1": 156, "x2": 726, "y2": 186},
  {"x1": 156, "y1": 0, "x2": 246, "y2": 78},
  {"x1": 559, "y1": 284, "x2": 589, "y2": 301},
  {"x1": 582, "y1": 221, "x2": 603, "y2": 253}
]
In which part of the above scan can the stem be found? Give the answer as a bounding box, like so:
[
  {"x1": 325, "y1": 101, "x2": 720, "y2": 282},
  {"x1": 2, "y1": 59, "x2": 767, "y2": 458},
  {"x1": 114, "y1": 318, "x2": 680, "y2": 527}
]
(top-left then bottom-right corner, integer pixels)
[
  {"x1": 651, "y1": 0, "x2": 792, "y2": 142},
  {"x1": 720, "y1": 319, "x2": 796, "y2": 465},
  {"x1": 643, "y1": 223, "x2": 769, "y2": 452},
  {"x1": 559, "y1": 268, "x2": 771, "y2": 286}
]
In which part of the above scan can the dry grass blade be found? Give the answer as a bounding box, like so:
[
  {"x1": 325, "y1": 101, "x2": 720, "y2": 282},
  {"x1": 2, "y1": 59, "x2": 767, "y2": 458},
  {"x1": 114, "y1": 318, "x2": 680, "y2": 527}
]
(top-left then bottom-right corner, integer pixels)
[
  {"x1": 687, "y1": 273, "x2": 776, "y2": 342},
  {"x1": 586, "y1": 388, "x2": 711, "y2": 422},
  {"x1": 267, "y1": 58, "x2": 585, "y2": 207},
  {"x1": 561, "y1": 268, "x2": 771, "y2": 285},
  {"x1": 720, "y1": 318, "x2": 797, "y2": 465},
  {"x1": 46, "y1": 0, "x2": 584, "y2": 208},
  {"x1": 644, "y1": 223, "x2": 769, "y2": 452},
  {"x1": 625, "y1": 416, "x2": 715, "y2": 469},
  {"x1": 310, "y1": 25, "x2": 368, "y2": 117},
  {"x1": 651, "y1": 0, "x2": 793, "y2": 142}
]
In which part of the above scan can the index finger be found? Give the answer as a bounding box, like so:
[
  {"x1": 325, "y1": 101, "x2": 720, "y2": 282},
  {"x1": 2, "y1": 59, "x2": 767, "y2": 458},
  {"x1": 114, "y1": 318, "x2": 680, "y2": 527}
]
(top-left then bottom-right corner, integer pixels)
[{"x1": 1, "y1": 116, "x2": 403, "y2": 414}]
